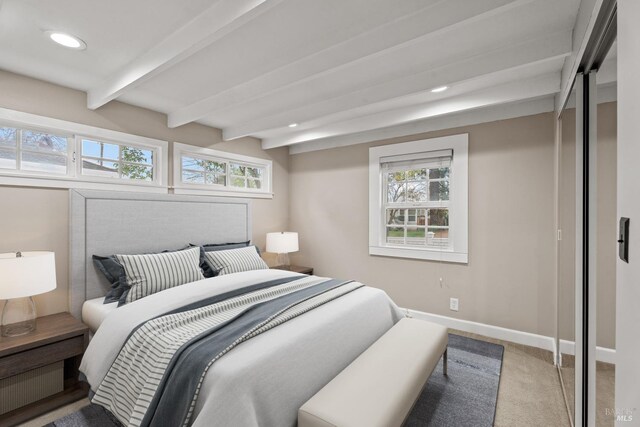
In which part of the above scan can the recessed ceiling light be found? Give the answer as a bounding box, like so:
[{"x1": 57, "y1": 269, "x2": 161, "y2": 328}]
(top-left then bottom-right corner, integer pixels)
[
  {"x1": 288, "y1": 123, "x2": 298, "y2": 128},
  {"x1": 45, "y1": 31, "x2": 86, "y2": 50},
  {"x1": 431, "y1": 86, "x2": 448, "y2": 93}
]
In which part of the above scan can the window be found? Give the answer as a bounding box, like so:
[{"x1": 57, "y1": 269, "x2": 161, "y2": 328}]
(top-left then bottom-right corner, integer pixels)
[
  {"x1": 79, "y1": 138, "x2": 156, "y2": 182},
  {"x1": 0, "y1": 127, "x2": 71, "y2": 175},
  {"x1": 369, "y1": 134, "x2": 468, "y2": 263},
  {"x1": 0, "y1": 108, "x2": 168, "y2": 191},
  {"x1": 173, "y1": 142, "x2": 272, "y2": 198},
  {"x1": 383, "y1": 152, "x2": 451, "y2": 249}
]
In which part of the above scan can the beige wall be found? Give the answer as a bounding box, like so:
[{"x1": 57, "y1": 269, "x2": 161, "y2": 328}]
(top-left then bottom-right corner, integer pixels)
[
  {"x1": 289, "y1": 112, "x2": 558, "y2": 337},
  {"x1": 557, "y1": 102, "x2": 617, "y2": 349},
  {"x1": 0, "y1": 70, "x2": 289, "y2": 316},
  {"x1": 0, "y1": 67, "x2": 617, "y2": 344}
]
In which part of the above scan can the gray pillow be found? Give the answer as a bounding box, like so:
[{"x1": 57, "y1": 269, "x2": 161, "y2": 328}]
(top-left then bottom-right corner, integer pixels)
[
  {"x1": 94, "y1": 246, "x2": 205, "y2": 304},
  {"x1": 92, "y1": 255, "x2": 127, "y2": 304},
  {"x1": 203, "y1": 245, "x2": 268, "y2": 276},
  {"x1": 116, "y1": 246, "x2": 205, "y2": 304},
  {"x1": 194, "y1": 241, "x2": 260, "y2": 277}
]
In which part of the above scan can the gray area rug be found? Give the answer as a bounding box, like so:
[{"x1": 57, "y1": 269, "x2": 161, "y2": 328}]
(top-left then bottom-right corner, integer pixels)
[
  {"x1": 46, "y1": 333, "x2": 503, "y2": 427},
  {"x1": 406, "y1": 333, "x2": 504, "y2": 427},
  {"x1": 44, "y1": 403, "x2": 122, "y2": 427}
]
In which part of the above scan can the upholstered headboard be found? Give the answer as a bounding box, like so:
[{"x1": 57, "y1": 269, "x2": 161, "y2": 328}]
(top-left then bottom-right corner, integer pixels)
[{"x1": 68, "y1": 189, "x2": 252, "y2": 318}]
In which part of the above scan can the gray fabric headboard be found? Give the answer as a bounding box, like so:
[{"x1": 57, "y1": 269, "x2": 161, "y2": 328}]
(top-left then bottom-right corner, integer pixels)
[{"x1": 69, "y1": 189, "x2": 252, "y2": 319}]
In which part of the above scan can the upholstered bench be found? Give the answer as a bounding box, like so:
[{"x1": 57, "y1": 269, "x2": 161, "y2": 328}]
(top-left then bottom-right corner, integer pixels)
[{"x1": 298, "y1": 318, "x2": 448, "y2": 427}]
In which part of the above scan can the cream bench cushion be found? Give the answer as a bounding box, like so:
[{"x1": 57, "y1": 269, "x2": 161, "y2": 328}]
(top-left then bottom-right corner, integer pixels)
[{"x1": 298, "y1": 318, "x2": 448, "y2": 427}]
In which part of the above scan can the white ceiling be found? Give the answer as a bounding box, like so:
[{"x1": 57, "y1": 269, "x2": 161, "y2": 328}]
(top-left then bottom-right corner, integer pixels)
[{"x1": 0, "y1": 0, "x2": 593, "y2": 151}]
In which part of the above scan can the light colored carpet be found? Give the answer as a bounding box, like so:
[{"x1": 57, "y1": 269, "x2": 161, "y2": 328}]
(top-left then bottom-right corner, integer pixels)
[
  {"x1": 452, "y1": 330, "x2": 571, "y2": 427},
  {"x1": 559, "y1": 354, "x2": 616, "y2": 427},
  {"x1": 22, "y1": 330, "x2": 581, "y2": 427}
]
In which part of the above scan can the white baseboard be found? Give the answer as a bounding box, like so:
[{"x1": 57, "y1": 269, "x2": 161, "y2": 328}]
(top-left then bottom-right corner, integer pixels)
[
  {"x1": 558, "y1": 339, "x2": 616, "y2": 365},
  {"x1": 404, "y1": 309, "x2": 615, "y2": 365},
  {"x1": 404, "y1": 308, "x2": 556, "y2": 353}
]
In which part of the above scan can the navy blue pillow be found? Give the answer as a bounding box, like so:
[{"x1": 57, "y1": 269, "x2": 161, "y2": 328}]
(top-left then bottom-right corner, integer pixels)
[
  {"x1": 94, "y1": 246, "x2": 205, "y2": 304},
  {"x1": 92, "y1": 255, "x2": 127, "y2": 304},
  {"x1": 194, "y1": 241, "x2": 261, "y2": 277}
]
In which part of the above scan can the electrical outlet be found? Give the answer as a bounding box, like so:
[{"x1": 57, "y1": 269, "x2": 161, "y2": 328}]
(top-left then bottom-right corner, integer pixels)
[{"x1": 449, "y1": 298, "x2": 459, "y2": 311}]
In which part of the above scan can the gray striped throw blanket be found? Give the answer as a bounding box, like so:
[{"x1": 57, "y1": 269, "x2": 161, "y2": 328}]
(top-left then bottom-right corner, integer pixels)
[{"x1": 91, "y1": 275, "x2": 362, "y2": 427}]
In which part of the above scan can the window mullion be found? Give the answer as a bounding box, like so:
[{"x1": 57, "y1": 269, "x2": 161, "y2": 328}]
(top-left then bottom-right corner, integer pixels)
[
  {"x1": 15, "y1": 128, "x2": 22, "y2": 171},
  {"x1": 74, "y1": 136, "x2": 81, "y2": 179},
  {"x1": 402, "y1": 208, "x2": 406, "y2": 245},
  {"x1": 117, "y1": 145, "x2": 123, "y2": 179},
  {"x1": 153, "y1": 148, "x2": 158, "y2": 185},
  {"x1": 67, "y1": 136, "x2": 75, "y2": 178}
]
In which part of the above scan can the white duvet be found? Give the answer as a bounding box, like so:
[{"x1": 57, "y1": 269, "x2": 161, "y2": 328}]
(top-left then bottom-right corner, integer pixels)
[{"x1": 81, "y1": 269, "x2": 403, "y2": 427}]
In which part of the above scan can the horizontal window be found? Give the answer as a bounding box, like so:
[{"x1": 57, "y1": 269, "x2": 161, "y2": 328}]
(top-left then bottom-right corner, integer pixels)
[
  {"x1": 0, "y1": 108, "x2": 168, "y2": 192},
  {"x1": 0, "y1": 127, "x2": 70, "y2": 175},
  {"x1": 0, "y1": 108, "x2": 276, "y2": 199},
  {"x1": 79, "y1": 138, "x2": 156, "y2": 183},
  {"x1": 173, "y1": 142, "x2": 272, "y2": 199}
]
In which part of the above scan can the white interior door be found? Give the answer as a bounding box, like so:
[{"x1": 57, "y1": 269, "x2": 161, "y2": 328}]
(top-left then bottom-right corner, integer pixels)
[{"x1": 615, "y1": 1, "x2": 640, "y2": 424}]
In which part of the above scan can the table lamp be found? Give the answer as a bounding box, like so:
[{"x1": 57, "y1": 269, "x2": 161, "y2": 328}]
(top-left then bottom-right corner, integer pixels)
[
  {"x1": 0, "y1": 252, "x2": 57, "y2": 337},
  {"x1": 266, "y1": 232, "x2": 299, "y2": 270}
]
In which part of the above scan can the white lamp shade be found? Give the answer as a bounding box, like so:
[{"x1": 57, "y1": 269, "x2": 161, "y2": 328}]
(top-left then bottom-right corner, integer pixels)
[
  {"x1": 266, "y1": 232, "x2": 299, "y2": 254},
  {"x1": 0, "y1": 252, "x2": 57, "y2": 299}
]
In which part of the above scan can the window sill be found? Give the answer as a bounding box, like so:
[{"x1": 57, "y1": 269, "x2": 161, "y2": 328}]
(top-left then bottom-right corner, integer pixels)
[
  {"x1": 369, "y1": 245, "x2": 468, "y2": 264},
  {"x1": 0, "y1": 174, "x2": 168, "y2": 193}
]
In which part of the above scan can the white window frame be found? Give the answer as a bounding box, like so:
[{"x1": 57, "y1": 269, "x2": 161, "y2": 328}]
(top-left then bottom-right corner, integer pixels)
[
  {"x1": 172, "y1": 142, "x2": 273, "y2": 199},
  {"x1": 75, "y1": 136, "x2": 161, "y2": 186},
  {"x1": 0, "y1": 108, "x2": 168, "y2": 192},
  {"x1": 369, "y1": 134, "x2": 468, "y2": 263}
]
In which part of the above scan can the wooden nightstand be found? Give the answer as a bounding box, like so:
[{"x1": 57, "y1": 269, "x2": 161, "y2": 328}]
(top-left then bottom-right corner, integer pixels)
[
  {"x1": 271, "y1": 265, "x2": 314, "y2": 275},
  {"x1": 0, "y1": 312, "x2": 89, "y2": 426}
]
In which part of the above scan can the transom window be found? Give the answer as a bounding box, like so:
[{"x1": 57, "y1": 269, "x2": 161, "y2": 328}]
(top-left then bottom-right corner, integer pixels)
[
  {"x1": 182, "y1": 156, "x2": 226, "y2": 185},
  {"x1": 0, "y1": 127, "x2": 70, "y2": 175},
  {"x1": 173, "y1": 142, "x2": 272, "y2": 198},
  {"x1": 230, "y1": 162, "x2": 264, "y2": 189},
  {"x1": 369, "y1": 135, "x2": 468, "y2": 263},
  {"x1": 80, "y1": 138, "x2": 155, "y2": 182},
  {"x1": 0, "y1": 108, "x2": 274, "y2": 200},
  {"x1": 0, "y1": 109, "x2": 168, "y2": 192}
]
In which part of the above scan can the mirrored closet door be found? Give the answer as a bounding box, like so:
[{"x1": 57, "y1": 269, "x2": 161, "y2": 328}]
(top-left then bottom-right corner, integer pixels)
[{"x1": 556, "y1": 2, "x2": 616, "y2": 425}]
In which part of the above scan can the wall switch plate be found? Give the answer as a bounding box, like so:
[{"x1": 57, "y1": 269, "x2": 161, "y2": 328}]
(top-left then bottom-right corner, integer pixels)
[{"x1": 449, "y1": 298, "x2": 459, "y2": 311}]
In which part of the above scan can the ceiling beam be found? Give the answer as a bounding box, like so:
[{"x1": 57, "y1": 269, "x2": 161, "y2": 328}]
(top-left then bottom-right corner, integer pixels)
[
  {"x1": 86, "y1": 0, "x2": 284, "y2": 110},
  {"x1": 223, "y1": 31, "x2": 571, "y2": 140},
  {"x1": 167, "y1": 0, "x2": 533, "y2": 128},
  {"x1": 262, "y1": 73, "x2": 560, "y2": 149},
  {"x1": 288, "y1": 96, "x2": 555, "y2": 155}
]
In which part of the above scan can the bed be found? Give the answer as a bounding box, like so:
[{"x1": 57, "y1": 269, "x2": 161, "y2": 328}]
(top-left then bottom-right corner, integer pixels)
[{"x1": 70, "y1": 189, "x2": 403, "y2": 427}]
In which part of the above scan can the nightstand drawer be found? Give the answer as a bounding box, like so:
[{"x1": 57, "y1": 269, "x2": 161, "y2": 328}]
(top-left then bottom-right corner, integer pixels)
[{"x1": 0, "y1": 336, "x2": 84, "y2": 380}]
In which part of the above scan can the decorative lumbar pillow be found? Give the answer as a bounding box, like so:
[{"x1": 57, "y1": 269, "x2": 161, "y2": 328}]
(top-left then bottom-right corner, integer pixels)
[
  {"x1": 194, "y1": 241, "x2": 260, "y2": 277},
  {"x1": 203, "y1": 245, "x2": 268, "y2": 276},
  {"x1": 116, "y1": 246, "x2": 205, "y2": 304}
]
